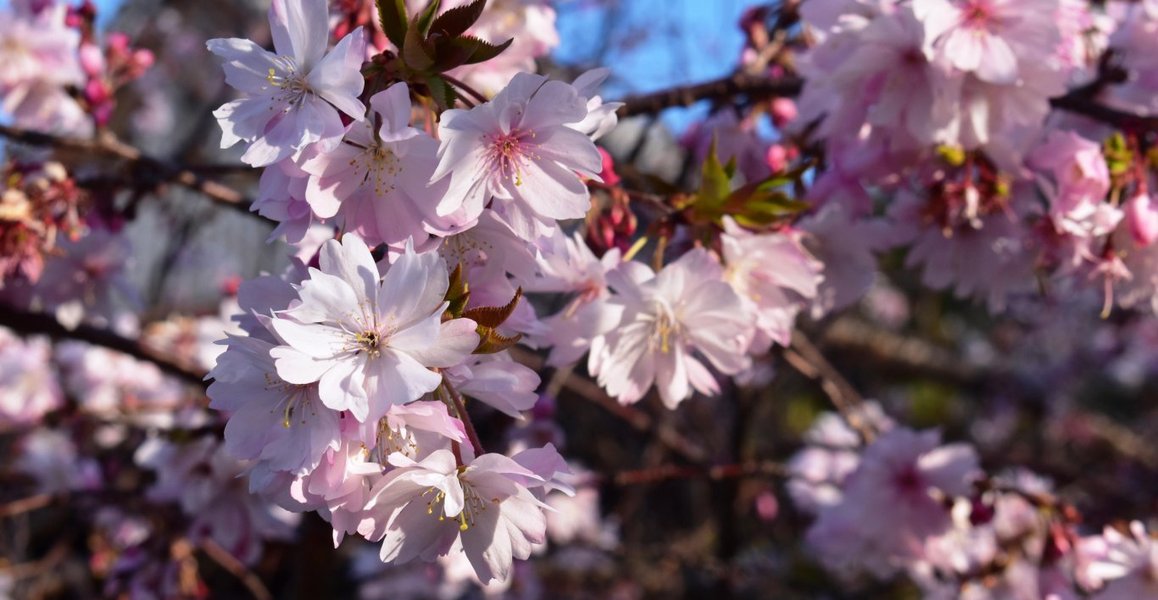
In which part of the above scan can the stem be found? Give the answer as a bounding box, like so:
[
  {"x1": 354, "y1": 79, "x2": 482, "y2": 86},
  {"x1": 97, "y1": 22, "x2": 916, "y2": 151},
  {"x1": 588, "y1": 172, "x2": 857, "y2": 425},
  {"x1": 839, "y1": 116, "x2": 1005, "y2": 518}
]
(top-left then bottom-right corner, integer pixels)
[
  {"x1": 442, "y1": 377, "x2": 484, "y2": 457},
  {"x1": 0, "y1": 303, "x2": 206, "y2": 386},
  {"x1": 0, "y1": 125, "x2": 264, "y2": 221},
  {"x1": 785, "y1": 329, "x2": 874, "y2": 442},
  {"x1": 441, "y1": 74, "x2": 488, "y2": 106}
]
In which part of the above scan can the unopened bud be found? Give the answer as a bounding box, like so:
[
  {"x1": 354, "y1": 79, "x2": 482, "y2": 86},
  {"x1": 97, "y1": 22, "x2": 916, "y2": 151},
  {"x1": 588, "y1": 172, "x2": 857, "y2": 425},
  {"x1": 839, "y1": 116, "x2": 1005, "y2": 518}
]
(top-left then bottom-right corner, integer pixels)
[{"x1": 1125, "y1": 192, "x2": 1158, "y2": 247}]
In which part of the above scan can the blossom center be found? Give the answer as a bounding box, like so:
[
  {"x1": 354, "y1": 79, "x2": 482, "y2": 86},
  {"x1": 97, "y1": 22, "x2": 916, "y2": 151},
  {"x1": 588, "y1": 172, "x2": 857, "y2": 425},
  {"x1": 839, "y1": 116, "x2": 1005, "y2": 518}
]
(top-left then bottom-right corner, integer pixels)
[
  {"x1": 355, "y1": 329, "x2": 384, "y2": 357},
  {"x1": 649, "y1": 301, "x2": 681, "y2": 354},
  {"x1": 364, "y1": 144, "x2": 400, "y2": 196},
  {"x1": 263, "y1": 372, "x2": 316, "y2": 429},
  {"x1": 423, "y1": 478, "x2": 496, "y2": 532},
  {"x1": 439, "y1": 232, "x2": 494, "y2": 272},
  {"x1": 486, "y1": 130, "x2": 536, "y2": 186},
  {"x1": 266, "y1": 64, "x2": 311, "y2": 107}
]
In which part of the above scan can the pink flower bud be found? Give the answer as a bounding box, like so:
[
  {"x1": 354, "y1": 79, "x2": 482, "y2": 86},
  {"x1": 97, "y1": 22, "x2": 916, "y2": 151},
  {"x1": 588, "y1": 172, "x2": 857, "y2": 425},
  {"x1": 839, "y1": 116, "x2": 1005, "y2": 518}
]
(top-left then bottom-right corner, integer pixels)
[
  {"x1": 598, "y1": 147, "x2": 620, "y2": 187},
  {"x1": 84, "y1": 79, "x2": 109, "y2": 104},
  {"x1": 106, "y1": 32, "x2": 129, "y2": 54},
  {"x1": 131, "y1": 49, "x2": 155, "y2": 72},
  {"x1": 766, "y1": 143, "x2": 789, "y2": 173},
  {"x1": 1125, "y1": 192, "x2": 1158, "y2": 247},
  {"x1": 79, "y1": 43, "x2": 105, "y2": 76},
  {"x1": 770, "y1": 98, "x2": 798, "y2": 128},
  {"x1": 754, "y1": 490, "x2": 779, "y2": 522}
]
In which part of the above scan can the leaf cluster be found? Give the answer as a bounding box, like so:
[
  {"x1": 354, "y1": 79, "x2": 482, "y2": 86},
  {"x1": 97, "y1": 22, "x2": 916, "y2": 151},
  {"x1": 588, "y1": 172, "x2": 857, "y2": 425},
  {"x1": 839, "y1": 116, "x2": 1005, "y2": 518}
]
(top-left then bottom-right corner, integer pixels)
[
  {"x1": 444, "y1": 264, "x2": 523, "y2": 354},
  {"x1": 373, "y1": 0, "x2": 512, "y2": 110},
  {"x1": 675, "y1": 141, "x2": 810, "y2": 229}
]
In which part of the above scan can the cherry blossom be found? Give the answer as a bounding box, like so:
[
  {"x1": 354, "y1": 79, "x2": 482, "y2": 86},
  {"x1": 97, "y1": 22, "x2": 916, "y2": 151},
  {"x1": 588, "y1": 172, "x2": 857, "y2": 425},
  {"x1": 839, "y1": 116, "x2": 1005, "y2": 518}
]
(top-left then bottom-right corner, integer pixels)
[
  {"x1": 431, "y1": 72, "x2": 604, "y2": 239},
  {"x1": 207, "y1": 0, "x2": 367, "y2": 166},
  {"x1": 590, "y1": 248, "x2": 753, "y2": 408},
  {"x1": 268, "y1": 234, "x2": 479, "y2": 423}
]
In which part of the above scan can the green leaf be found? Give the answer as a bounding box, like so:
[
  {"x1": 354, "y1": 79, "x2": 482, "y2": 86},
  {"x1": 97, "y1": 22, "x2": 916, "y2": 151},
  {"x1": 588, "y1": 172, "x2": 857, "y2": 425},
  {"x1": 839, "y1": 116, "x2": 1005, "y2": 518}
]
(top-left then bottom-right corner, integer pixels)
[
  {"x1": 432, "y1": 35, "x2": 480, "y2": 72},
  {"x1": 425, "y1": 74, "x2": 457, "y2": 112},
  {"x1": 402, "y1": 23, "x2": 435, "y2": 70},
  {"x1": 377, "y1": 0, "x2": 409, "y2": 50},
  {"x1": 463, "y1": 36, "x2": 513, "y2": 65},
  {"x1": 443, "y1": 263, "x2": 471, "y2": 318},
  {"x1": 430, "y1": 0, "x2": 486, "y2": 38},
  {"x1": 414, "y1": 0, "x2": 442, "y2": 36},
  {"x1": 696, "y1": 139, "x2": 733, "y2": 209}
]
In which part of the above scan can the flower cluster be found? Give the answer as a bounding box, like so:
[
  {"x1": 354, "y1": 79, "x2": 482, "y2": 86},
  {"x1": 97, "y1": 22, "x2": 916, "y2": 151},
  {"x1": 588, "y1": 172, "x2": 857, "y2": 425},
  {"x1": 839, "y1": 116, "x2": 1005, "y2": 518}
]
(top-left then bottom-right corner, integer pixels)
[{"x1": 2, "y1": 0, "x2": 1158, "y2": 596}]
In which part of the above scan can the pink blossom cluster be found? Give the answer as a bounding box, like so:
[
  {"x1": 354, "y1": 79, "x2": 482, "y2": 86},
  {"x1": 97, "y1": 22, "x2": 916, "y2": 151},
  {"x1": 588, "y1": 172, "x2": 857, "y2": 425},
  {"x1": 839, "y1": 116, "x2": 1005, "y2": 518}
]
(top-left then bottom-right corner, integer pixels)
[
  {"x1": 2, "y1": 0, "x2": 1158, "y2": 595},
  {"x1": 0, "y1": 0, "x2": 153, "y2": 135},
  {"x1": 198, "y1": 0, "x2": 843, "y2": 582},
  {"x1": 790, "y1": 403, "x2": 1158, "y2": 598},
  {"x1": 790, "y1": 0, "x2": 1158, "y2": 315}
]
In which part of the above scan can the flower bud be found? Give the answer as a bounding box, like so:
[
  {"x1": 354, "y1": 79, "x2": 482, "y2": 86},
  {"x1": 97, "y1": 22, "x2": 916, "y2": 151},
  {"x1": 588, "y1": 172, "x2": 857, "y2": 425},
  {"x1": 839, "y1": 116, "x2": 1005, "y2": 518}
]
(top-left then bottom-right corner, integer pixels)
[
  {"x1": 1125, "y1": 192, "x2": 1158, "y2": 247},
  {"x1": 769, "y1": 97, "x2": 798, "y2": 128}
]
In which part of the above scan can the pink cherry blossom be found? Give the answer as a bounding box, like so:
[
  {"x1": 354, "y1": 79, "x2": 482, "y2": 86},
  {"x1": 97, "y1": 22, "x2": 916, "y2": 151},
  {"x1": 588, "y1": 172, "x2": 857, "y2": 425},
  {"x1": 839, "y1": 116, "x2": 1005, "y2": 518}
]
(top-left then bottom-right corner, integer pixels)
[
  {"x1": 268, "y1": 234, "x2": 478, "y2": 423},
  {"x1": 207, "y1": 334, "x2": 341, "y2": 476},
  {"x1": 207, "y1": 0, "x2": 367, "y2": 166},
  {"x1": 301, "y1": 83, "x2": 458, "y2": 250},
  {"x1": 0, "y1": 328, "x2": 61, "y2": 426},
  {"x1": 526, "y1": 230, "x2": 622, "y2": 367},
  {"x1": 806, "y1": 427, "x2": 981, "y2": 577},
  {"x1": 431, "y1": 72, "x2": 604, "y2": 240},
  {"x1": 589, "y1": 248, "x2": 753, "y2": 408},
  {"x1": 1077, "y1": 521, "x2": 1158, "y2": 599},
  {"x1": 363, "y1": 444, "x2": 569, "y2": 584},
  {"x1": 721, "y1": 218, "x2": 823, "y2": 350},
  {"x1": 1124, "y1": 192, "x2": 1158, "y2": 248}
]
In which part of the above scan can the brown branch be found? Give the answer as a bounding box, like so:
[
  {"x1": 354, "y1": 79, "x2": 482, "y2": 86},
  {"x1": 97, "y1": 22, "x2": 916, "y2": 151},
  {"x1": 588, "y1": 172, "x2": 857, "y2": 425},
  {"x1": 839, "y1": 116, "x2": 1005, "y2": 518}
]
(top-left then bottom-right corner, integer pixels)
[
  {"x1": 0, "y1": 125, "x2": 265, "y2": 220},
  {"x1": 441, "y1": 376, "x2": 485, "y2": 456},
  {"x1": 785, "y1": 330, "x2": 875, "y2": 442},
  {"x1": 0, "y1": 493, "x2": 54, "y2": 518},
  {"x1": 820, "y1": 316, "x2": 989, "y2": 386},
  {"x1": 509, "y1": 347, "x2": 709, "y2": 464},
  {"x1": 615, "y1": 63, "x2": 1157, "y2": 132},
  {"x1": 199, "y1": 539, "x2": 273, "y2": 600},
  {"x1": 0, "y1": 304, "x2": 207, "y2": 386},
  {"x1": 617, "y1": 74, "x2": 804, "y2": 117},
  {"x1": 608, "y1": 460, "x2": 788, "y2": 486},
  {"x1": 0, "y1": 540, "x2": 69, "y2": 580},
  {"x1": 1049, "y1": 92, "x2": 1158, "y2": 131}
]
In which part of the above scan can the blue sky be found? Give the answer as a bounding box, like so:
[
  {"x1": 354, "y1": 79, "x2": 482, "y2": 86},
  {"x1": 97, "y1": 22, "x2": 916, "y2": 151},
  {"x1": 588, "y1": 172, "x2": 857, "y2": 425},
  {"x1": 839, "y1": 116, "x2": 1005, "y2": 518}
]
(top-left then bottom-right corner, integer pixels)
[
  {"x1": 2, "y1": 0, "x2": 761, "y2": 130},
  {"x1": 554, "y1": 0, "x2": 764, "y2": 131}
]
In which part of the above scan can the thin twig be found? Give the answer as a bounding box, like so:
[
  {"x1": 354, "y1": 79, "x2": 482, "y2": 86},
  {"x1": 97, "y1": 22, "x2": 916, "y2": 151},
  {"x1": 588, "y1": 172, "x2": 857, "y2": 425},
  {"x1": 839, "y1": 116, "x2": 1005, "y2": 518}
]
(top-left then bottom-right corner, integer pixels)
[
  {"x1": 199, "y1": 539, "x2": 273, "y2": 600},
  {"x1": 442, "y1": 376, "x2": 485, "y2": 456},
  {"x1": 0, "y1": 304, "x2": 207, "y2": 386},
  {"x1": 608, "y1": 460, "x2": 789, "y2": 486},
  {"x1": 0, "y1": 125, "x2": 265, "y2": 220},
  {"x1": 785, "y1": 330, "x2": 874, "y2": 442},
  {"x1": 0, "y1": 494, "x2": 53, "y2": 518},
  {"x1": 441, "y1": 74, "x2": 489, "y2": 105}
]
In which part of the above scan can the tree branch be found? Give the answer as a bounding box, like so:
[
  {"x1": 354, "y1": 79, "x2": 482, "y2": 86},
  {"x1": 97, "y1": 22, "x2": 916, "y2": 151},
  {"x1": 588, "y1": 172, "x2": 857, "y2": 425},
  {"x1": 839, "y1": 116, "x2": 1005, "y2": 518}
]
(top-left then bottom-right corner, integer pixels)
[
  {"x1": 617, "y1": 74, "x2": 804, "y2": 117},
  {"x1": 0, "y1": 304, "x2": 206, "y2": 386},
  {"x1": 784, "y1": 330, "x2": 875, "y2": 442},
  {"x1": 607, "y1": 460, "x2": 788, "y2": 486},
  {"x1": 615, "y1": 68, "x2": 1158, "y2": 132},
  {"x1": 0, "y1": 125, "x2": 266, "y2": 220}
]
